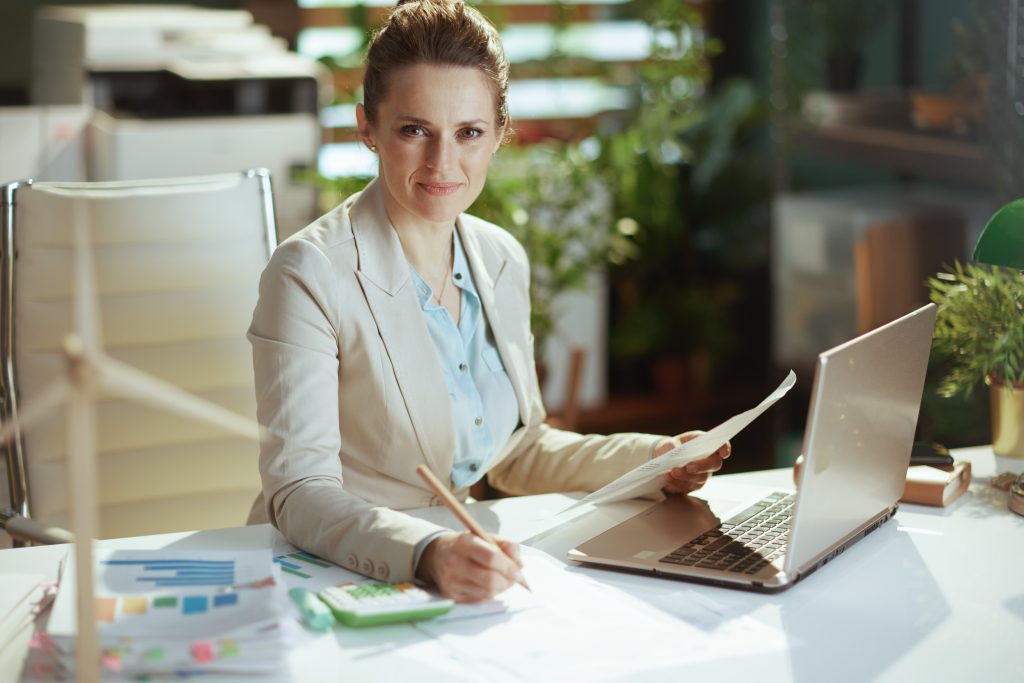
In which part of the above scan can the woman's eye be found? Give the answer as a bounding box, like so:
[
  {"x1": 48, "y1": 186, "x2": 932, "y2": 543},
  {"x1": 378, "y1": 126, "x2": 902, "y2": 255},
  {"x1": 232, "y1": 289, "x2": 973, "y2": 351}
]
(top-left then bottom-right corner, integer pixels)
[
  {"x1": 401, "y1": 125, "x2": 426, "y2": 137},
  {"x1": 459, "y1": 128, "x2": 484, "y2": 140}
]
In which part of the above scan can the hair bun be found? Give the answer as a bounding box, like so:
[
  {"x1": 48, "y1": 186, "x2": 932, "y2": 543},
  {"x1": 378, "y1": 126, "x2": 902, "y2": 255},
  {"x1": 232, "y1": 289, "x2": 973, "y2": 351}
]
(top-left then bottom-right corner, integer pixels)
[{"x1": 396, "y1": 0, "x2": 464, "y2": 6}]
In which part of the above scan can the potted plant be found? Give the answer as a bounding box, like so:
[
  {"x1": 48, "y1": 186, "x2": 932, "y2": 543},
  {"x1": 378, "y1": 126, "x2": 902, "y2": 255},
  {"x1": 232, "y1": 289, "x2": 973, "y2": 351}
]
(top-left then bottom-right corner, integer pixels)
[
  {"x1": 604, "y1": 77, "x2": 768, "y2": 396},
  {"x1": 929, "y1": 261, "x2": 1024, "y2": 457}
]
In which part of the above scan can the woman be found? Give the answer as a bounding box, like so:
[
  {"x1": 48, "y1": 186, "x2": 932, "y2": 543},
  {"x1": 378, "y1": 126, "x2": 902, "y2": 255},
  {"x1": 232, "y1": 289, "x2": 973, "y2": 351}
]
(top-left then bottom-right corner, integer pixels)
[{"x1": 247, "y1": 0, "x2": 729, "y2": 603}]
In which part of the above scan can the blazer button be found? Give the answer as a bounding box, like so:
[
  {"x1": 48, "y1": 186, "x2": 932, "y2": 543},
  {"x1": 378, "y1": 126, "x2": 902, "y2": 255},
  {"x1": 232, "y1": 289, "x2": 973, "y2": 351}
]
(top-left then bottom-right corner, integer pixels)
[
  {"x1": 346, "y1": 554, "x2": 358, "y2": 569},
  {"x1": 376, "y1": 563, "x2": 389, "y2": 580},
  {"x1": 362, "y1": 559, "x2": 375, "y2": 575}
]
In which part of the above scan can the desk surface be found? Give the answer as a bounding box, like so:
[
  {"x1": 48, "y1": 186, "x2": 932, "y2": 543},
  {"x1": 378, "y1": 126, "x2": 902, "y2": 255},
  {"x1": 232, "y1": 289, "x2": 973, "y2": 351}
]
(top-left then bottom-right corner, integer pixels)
[{"x1": 1, "y1": 446, "x2": 1021, "y2": 683}]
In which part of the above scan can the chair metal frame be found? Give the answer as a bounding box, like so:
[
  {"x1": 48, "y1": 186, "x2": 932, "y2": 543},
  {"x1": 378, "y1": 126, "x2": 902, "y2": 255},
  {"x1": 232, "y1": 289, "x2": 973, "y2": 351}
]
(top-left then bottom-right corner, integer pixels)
[{"x1": 0, "y1": 168, "x2": 278, "y2": 544}]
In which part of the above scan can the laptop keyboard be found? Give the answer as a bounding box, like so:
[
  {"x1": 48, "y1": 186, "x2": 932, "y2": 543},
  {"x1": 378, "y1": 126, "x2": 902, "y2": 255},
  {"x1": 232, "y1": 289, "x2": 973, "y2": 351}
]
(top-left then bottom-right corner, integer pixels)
[{"x1": 660, "y1": 491, "x2": 794, "y2": 575}]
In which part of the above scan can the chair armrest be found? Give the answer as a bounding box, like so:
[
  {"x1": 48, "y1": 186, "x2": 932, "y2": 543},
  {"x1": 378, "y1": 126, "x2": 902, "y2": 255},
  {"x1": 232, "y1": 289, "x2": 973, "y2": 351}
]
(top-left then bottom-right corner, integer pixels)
[{"x1": 0, "y1": 509, "x2": 74, "y2": 545}]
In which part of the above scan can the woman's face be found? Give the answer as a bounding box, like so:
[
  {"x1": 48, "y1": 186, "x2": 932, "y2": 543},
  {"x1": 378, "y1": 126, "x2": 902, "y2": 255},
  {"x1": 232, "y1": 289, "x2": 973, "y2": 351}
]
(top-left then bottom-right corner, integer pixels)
[{"x1": 357, "y1": 63, "x2": 504, "y2": 233}]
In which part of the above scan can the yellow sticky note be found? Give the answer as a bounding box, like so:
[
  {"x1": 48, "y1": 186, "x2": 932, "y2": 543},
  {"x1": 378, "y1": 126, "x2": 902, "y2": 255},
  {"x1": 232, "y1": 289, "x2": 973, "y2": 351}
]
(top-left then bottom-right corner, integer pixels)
[{"x1": 122, "y1": 596, "x2": 147, "y2": 615}]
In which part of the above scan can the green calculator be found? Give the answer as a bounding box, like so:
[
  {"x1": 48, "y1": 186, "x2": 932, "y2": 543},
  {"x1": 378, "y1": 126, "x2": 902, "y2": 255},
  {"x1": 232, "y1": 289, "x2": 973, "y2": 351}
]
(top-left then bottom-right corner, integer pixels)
[{"x1": 317, "y1": 581, "x2": 454, "y2": 627}]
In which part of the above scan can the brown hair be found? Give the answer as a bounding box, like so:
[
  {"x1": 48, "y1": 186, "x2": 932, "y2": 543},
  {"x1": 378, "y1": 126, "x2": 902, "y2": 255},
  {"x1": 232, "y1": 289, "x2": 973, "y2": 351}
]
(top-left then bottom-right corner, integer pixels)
[{"x1": 363, "y1": 0, "x2": 510, "y2": 129}]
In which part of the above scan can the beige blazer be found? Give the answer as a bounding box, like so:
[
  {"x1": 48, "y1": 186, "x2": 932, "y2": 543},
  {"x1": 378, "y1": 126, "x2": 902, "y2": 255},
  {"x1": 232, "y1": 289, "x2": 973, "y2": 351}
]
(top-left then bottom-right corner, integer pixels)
[{"x1": 247, "y1": 178, "x2": 662, "y2": 582}]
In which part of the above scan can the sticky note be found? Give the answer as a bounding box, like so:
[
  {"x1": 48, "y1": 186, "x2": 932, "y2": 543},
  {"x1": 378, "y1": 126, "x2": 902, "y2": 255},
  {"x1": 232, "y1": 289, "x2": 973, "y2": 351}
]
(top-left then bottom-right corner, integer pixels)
[
  {"x1": 219, "y1": 640, "x2": 239, "y2": 657},
  {"x1": 191, "y1": 641, "x2": 215, "y2": 663},
  {"x1": 145, "y1": 647, "x2": 164, "y2": 662},
  {"x1": 182, "y1": 596, "x2": 208, "y2": 615},
  {"x1": 152, "y1": 596, "x2": 177, "y2": 608},
  {"x1": 95, "y1": 597, "x2": 117, "y2": 623},
  {"x1": 122, "y1": 596, "x2": 147, "y2": 615},
  {"x1": 100, "y1": 652, "x2": 122, "y2": 672},
  {"x1": 213, "y1": 593, "x2": 238, "y2": 607}
]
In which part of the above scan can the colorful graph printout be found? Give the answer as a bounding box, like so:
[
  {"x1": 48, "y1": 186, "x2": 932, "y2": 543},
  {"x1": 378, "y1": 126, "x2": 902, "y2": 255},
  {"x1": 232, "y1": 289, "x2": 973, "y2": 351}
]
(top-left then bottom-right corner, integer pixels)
[
  {"x1": 48, "y1": 549, "x2": 285, "y2": 675},
  {"x1": 271, "y1": 544, "x2": 363, "y2": 591}
]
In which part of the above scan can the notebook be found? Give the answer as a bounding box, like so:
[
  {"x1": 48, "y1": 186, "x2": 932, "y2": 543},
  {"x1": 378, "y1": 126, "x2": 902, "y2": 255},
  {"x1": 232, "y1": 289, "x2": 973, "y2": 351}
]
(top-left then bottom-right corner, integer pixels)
[{"x1": 568, "y1": 304, "x2": 937, "y2": 593}]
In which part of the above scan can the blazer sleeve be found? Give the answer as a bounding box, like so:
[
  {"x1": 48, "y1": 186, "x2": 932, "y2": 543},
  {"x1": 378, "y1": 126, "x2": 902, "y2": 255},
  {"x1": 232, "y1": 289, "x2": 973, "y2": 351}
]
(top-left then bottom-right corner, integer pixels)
[
  {"x1": 482, "y1": 237, "x2": 666, "y2": 496},
  {"x1": 249, "y1": 238, "x2": 445, "y2": 582},
  {"x1": 485, "y1": 369, "x2": 665, "y2": 496}
]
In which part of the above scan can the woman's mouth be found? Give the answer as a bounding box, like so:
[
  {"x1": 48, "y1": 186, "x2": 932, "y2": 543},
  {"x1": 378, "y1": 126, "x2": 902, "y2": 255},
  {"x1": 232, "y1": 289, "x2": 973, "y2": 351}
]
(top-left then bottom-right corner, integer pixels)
[{"x1": 417, "y1": 182, "x2": 461, "y2": 196}]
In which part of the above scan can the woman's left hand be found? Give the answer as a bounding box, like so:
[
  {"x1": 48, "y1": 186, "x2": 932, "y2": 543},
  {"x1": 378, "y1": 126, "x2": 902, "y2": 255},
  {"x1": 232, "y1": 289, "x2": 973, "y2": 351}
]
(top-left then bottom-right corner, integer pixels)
[{"x1": 653, "y1": 431, "x2": 731, "y2": 495}]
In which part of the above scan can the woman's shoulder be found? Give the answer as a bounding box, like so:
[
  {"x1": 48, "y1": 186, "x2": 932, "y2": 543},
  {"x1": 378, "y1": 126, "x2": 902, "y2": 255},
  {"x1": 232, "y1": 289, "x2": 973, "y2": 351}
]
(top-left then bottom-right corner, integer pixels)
[
  {"x1": 263, "y1": 195, "x2": 362, "y2": 293},
  {"x1": 283, "y1": 195, "x2": 358, "y2": 252}
]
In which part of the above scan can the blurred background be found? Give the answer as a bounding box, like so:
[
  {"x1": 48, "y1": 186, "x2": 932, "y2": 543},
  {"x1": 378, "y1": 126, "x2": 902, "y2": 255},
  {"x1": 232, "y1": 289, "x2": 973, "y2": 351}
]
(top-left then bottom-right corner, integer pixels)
[{"x1": 1, "y1": 0, "x2": 1017, "y2": 475}]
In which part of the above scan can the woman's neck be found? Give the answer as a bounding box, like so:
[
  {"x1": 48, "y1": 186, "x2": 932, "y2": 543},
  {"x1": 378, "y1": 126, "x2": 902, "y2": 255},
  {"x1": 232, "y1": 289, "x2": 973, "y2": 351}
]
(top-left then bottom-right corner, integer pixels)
[{"x1": 392, "y1": 220, "x2": 454, "y2": 277}]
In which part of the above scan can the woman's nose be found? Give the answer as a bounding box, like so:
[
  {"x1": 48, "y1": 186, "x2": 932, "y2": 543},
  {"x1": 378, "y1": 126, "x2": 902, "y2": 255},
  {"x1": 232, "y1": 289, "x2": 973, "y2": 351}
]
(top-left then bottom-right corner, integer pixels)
[{"x1": 425, "y1": 137, "x2": 454, "y2": 170}]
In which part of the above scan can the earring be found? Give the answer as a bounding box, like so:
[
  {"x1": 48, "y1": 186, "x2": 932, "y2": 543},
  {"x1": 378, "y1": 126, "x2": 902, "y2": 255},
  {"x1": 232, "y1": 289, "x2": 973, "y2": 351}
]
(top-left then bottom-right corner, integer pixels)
[{"x1": 369, "y1": 144, "x2": 378, "y2": 153}]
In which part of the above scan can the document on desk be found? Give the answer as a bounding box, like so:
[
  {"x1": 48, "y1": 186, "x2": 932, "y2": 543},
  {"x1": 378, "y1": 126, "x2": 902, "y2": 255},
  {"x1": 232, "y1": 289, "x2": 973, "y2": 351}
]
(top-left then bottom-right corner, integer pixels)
[
  {"x1": 0, "y1": 572, "x2": 45, "y2": 676},
  {"x1": 47, "y1": 549, "x2": 287, "y2": 676},
  {"x1": 272, "y1": 538, "x2": 364, "y2": 592},
  {"x1": 568, "y1": 370, "x2": 796, "y2": 510},
  {"x1": 406, "y1": 546, "x2": 785, "y2": 682}
]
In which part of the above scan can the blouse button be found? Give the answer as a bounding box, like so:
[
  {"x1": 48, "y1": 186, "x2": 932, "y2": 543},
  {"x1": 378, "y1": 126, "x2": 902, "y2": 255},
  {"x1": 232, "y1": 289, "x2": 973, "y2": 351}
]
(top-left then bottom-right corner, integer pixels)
[
  {"x1": 454, "y1": 272, "x2": 463, "y2": 280},
  {"x1": 469, "y1": 463, "x2": 479, "y2": 472},
  {"x1": 474, "y1": 417, "x2": 483, "y2": 426},
  {"x1": 459, "y1": 362, "x2": 468, "y2": 372}
]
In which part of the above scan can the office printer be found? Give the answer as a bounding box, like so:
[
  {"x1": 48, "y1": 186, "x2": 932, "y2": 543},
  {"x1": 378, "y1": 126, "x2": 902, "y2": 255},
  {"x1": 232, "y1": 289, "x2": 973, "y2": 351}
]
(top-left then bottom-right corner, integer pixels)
[{"x1": 32, "y1": 5, "x2": 328, "y2": 237}]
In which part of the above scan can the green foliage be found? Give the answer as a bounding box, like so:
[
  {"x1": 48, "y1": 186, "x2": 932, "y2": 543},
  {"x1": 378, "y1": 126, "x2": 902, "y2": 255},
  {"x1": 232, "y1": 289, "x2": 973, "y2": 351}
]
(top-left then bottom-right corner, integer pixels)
[
  {"x1": 604, "y1": 77, "x2": 769, "y2": 364},
  {"x1": 803, "y1": 0, "x2": 891, "y2": 55},
  {"x1": 470, "y1": 144, "x2": 637, "y2": 349},
  {"x1": 929, "y1": 261, "x2": 1024, "y2": 398}
]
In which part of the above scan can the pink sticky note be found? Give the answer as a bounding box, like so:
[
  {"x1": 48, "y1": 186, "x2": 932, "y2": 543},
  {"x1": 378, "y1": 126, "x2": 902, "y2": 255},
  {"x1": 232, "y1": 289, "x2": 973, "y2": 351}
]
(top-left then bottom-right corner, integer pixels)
[
  {"x1": 101, "y1": 652, "x2": 122, "y2": 672},
  {"x1": 191, "y1": 641, "x2": 215, "y2": 664}
]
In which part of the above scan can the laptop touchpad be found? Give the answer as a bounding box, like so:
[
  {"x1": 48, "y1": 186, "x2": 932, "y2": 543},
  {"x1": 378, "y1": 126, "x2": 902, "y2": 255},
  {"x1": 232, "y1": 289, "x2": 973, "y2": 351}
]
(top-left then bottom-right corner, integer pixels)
[{"x1": 576, "y1": 495, "x2": 730, "y2": 559}]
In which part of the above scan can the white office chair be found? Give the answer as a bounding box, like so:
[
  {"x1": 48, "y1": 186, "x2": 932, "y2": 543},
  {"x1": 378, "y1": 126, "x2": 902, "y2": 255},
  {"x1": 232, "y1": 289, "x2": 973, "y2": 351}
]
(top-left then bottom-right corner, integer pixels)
[{"x1": 0, "y1": 170, "x2": 277, "y2": 544}]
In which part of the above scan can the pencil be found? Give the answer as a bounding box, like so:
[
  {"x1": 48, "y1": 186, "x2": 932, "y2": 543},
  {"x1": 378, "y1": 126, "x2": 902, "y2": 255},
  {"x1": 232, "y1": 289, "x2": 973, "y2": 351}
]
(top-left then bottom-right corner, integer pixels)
[{"x1": 415, "y1": 464, "x2": 532, "y2": 592}]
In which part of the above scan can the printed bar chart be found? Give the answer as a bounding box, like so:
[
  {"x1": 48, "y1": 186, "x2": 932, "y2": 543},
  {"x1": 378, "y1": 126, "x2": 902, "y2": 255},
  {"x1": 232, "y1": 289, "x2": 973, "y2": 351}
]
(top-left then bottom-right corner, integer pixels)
[
  {"x1": 273, "y1": 550, "x2": 331, "y2": 579},
  {"x1": 101, "y1": 559, "x2": 236, "y2": 587}
]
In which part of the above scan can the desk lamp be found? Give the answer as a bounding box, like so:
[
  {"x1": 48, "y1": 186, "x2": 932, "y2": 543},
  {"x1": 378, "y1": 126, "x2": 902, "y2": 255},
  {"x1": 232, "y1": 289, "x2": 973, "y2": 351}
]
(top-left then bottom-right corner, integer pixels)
[
  {"x1": 973, "y1": 198, "x2": 1024, "y2": 269},
  {"x1": 971, "y1": 199, "x2": 1024, "y2": 516}
]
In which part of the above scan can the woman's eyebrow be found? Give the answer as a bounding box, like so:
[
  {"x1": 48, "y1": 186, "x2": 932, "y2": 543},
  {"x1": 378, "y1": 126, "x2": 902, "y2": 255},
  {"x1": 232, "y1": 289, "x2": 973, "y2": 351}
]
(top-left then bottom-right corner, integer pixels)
[{"x1": 396, "y1": 115, "x2": 488, "y2": 127}]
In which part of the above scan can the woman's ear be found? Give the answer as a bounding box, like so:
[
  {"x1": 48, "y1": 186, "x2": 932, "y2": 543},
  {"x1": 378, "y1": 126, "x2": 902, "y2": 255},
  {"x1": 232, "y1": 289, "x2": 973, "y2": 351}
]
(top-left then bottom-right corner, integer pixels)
[
  {"x1": 492, "y1": 123, "x2": 507, "y2": 155},
  {"x1": 355, "y1": 103, "x2": 376, "y2": 151}
]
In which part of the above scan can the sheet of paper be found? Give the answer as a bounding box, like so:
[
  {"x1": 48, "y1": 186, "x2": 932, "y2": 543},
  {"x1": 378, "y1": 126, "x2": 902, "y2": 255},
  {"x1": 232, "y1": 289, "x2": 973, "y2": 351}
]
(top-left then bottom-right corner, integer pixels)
[
  {"x1": 0, "y1": 572, "x2": 45, "y2": 675},
  {"x1": 569, "y1": 370, "x2": 796, "y2": 509},
  {"x1": 271, "y1": 539, "x2": 364, "y2": 592},
  {"x1": 406, "y1": 546, "x2": 786, "y2": 682}
]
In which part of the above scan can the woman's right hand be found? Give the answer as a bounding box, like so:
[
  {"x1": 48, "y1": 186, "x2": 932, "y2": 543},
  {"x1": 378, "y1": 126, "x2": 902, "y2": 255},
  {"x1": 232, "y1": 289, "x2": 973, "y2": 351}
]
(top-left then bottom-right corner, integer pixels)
[{"x1": 416, "y1": 532, "x2": 523, "y2": 603}]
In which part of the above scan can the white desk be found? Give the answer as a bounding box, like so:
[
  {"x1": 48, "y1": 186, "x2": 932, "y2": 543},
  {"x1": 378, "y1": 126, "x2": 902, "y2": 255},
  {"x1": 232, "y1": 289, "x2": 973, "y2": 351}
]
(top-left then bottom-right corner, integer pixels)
[{"x1": 2, "y1": 446, "x2": 1021, "y2": 682}]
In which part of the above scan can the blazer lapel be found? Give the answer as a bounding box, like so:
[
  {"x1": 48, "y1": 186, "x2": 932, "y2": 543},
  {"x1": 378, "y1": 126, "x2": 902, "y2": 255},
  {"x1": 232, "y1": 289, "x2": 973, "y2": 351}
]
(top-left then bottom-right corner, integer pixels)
[
  {"x1": 350, "y1": 179, "x2": 456, "y2": 480},
  {"x1": 457, "y1": 218, "x2": 531, "y2": 427}
]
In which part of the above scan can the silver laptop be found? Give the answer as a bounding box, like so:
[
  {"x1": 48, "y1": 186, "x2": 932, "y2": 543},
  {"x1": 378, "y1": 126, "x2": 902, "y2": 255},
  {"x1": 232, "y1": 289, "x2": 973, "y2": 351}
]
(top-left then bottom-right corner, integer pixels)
[{"x1": 568, "y1": 304, "x2": 937, "y2": 592}]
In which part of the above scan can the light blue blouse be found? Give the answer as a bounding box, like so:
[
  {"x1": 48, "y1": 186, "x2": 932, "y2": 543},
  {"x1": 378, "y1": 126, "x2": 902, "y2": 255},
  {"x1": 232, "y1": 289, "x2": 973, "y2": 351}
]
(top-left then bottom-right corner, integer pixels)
[{"x1": 407, "y1": 229, "x2": 519, "y2": 489}]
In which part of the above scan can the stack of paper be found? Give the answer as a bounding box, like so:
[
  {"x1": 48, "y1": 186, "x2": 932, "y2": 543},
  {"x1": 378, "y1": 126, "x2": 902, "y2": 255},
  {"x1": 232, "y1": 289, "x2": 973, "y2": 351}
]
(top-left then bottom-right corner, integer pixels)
[
  {"x1": 0, "y1": 573, "x2": 46, "y2": 679},
  {"x1": 47, "y1": 549, "x2": 287, "y2": 677}
]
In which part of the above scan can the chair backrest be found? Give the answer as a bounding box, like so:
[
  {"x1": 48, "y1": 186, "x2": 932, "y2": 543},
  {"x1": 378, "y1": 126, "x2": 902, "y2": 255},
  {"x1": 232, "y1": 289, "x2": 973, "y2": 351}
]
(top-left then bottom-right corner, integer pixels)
[{"x1": 1, "y1": 170, "x2": 276, "y2": 539}]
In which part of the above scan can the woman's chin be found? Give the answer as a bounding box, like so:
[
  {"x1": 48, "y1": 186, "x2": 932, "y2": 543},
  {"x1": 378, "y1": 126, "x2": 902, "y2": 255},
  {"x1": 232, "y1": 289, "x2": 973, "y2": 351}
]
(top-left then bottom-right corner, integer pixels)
[{"x1": 412, "y1": 198, "x2": 471, "y2": 225}]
